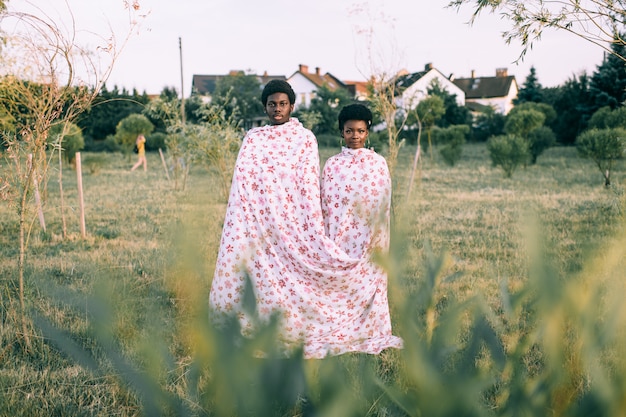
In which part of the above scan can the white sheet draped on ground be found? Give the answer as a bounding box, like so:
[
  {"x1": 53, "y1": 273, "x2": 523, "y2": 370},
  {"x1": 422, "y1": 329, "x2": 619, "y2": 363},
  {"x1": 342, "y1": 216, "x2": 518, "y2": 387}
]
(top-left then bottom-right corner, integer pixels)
[{"x1": 209, "y1": 118, "x2": 402, "y2": 359}]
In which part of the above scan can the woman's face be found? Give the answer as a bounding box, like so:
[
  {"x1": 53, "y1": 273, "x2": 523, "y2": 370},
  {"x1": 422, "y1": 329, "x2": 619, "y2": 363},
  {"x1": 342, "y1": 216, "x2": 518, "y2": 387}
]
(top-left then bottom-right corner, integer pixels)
[
  {"x1": 265, "y1": 92, "x2": 294, "y2": 125},
  {"x1": 342, "y1": 120, "x2": 369, "y2": 149}
]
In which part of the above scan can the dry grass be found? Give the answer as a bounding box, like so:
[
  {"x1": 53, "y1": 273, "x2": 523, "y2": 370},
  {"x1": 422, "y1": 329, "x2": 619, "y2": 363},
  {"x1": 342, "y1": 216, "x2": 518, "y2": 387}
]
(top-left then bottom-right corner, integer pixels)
[{"x1": 0, "y1": 144, "x2": 624, "y2": 416}]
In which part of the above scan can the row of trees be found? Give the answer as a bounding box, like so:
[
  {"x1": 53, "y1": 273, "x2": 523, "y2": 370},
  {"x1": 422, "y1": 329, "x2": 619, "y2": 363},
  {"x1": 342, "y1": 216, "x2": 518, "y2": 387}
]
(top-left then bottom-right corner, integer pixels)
[{"x1": 78, "y1": 37, "x2": 626, "y2": 150}]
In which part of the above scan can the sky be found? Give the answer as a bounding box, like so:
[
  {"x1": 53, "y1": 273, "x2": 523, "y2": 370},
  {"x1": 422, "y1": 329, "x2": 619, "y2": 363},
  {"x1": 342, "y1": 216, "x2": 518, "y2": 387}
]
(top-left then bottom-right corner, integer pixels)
[{"x1": 6, "y1": 0, "x2": 606, "y2": 95}]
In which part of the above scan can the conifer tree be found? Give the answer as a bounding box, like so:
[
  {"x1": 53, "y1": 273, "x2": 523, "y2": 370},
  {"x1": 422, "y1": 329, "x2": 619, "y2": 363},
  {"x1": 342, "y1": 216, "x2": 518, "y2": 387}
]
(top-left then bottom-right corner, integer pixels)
[
  {"x1": 514, "y1": 67, "x2": 543, "y2": 104},
  {"x1": 589, "y1": 37, "x2": 626, "y2": 113}
]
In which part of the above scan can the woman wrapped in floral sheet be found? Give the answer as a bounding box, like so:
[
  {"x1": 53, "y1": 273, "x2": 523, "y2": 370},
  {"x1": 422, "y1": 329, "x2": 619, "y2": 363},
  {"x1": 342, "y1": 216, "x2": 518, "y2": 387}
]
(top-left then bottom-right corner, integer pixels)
[{"x1": 321, "y1": 103, "x2": 402, "y2": 355}]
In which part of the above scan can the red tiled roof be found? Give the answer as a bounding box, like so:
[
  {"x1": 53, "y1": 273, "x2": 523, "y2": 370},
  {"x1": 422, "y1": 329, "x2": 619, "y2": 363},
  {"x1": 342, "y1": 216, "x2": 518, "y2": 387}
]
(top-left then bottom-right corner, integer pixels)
[{"x1": 295, "y1": 64, "x2": 347, "y2": 91}]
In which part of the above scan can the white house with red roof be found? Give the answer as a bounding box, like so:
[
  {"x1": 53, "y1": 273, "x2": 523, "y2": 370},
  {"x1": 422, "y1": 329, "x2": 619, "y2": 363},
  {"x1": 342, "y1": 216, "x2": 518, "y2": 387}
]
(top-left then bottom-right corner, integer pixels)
[{"x1": 287, "y1": 64, "x2": 348, "y2": 110}]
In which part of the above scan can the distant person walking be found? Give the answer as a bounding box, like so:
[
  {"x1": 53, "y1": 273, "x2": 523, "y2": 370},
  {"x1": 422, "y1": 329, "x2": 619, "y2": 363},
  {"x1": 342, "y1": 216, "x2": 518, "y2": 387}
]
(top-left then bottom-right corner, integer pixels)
[{"x1": 131, "y1": 134, "x2": 147, "y2": 172}]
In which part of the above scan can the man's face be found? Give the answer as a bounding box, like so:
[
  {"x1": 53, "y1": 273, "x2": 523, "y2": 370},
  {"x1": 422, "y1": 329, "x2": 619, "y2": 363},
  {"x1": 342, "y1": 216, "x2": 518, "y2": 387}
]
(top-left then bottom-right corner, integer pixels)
[{"x1": 265, "y1": 92, "x2": 294, "y2": 125}]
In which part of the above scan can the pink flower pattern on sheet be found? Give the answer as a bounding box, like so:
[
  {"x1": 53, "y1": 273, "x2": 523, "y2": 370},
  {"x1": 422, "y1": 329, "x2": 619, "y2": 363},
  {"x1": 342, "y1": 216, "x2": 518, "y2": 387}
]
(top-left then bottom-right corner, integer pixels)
[{"x1": 209, "y1": 118, "x2": 402, "y2": 359}]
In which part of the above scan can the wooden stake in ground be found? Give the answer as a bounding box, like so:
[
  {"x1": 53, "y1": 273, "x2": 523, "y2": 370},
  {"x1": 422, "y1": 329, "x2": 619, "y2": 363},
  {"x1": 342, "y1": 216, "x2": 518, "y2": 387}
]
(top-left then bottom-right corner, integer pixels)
[
  {"x1": 28, "y1": 154, "x2": 46, "y2": 232},
  {"x1": 159, "y1": 148, "x2": 171, "y2": 180},
  {"x1": 407, "y1": 144, "x2": 421, "y2": 200},
  {"x1": 75, "y1": 152, "x2": 86, "y2": 238}
]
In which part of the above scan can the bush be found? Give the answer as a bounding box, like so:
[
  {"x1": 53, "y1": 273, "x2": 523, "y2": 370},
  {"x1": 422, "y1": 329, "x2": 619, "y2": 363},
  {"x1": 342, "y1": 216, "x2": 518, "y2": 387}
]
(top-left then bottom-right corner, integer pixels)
[
  {"x1": 316, "y1": 133, "x2": 338, "y2": 148},
  {"x1": 104, "y1": 135, "x2": 122, "y2": 152},
  {"x1": 434, "y1": 125, "x2": 469, "y2": 166},
  {"x1": 81, "y1": 153, "x2": 107, "y2": 175},
  {"x1": 147, "y1": 132, "x2": 167, "y2": 151},
  {"x1": 48, "y1": 122, "x2": 84, "y2": 163},
  {"x1": 114, "y1": 114, "x2": 154, "y2": 153},
  {"x1": 368, "y1": 131, "x2": 386, "y2": 152},
  {"x1": 576, "y1": 127, "x2": 626, "y2": 186},
  {"x1": 487, "y1": 134, "x2": 530, "y2": 178},
  {"x1": 471, "y1": 107, "x2": 505, "y2": 142},
  {"x1": 528, "y1": 126, "x2": 556, "y2": 164}
]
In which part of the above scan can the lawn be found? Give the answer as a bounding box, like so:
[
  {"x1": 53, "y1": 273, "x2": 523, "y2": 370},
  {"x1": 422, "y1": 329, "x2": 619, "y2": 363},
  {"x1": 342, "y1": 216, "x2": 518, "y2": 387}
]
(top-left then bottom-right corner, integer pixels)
[{"x1": 0, "y1": 144, "x2": 625, "y2": 416}]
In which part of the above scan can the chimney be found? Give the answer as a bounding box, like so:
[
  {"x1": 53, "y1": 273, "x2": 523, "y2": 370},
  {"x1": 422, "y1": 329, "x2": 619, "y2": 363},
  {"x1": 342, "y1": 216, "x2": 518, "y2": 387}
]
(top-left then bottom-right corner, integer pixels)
[
  {"x1": 471, "y1": 69, "x2": 476, "y2": 79},
  {"x1": 299, "y1": 64, "x2": 309, "y2": 73},
  {"x1": 424, "y1": 63, "x2": 433, "y2": 71},
  {"x1": 315, "y1": 67, "x2": 321, "y2": 75},
  {"x1": 496, "y1": 68, "x2": 508, "y2": 77}
]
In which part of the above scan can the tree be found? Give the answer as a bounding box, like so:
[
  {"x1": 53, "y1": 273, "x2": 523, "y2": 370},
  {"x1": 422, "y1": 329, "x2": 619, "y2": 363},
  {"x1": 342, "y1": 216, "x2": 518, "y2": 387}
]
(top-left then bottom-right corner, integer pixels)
[
  {"x1": 48, "y1": 121, "x2": 84, "y2": 164},
  {"x1": 350, "y1": 1, "x2": 411, "y2": 185},
  {"x1": 471, "y1": 106, "x2": 505, "y2": 142},
  {"x1": 487, "y1": 134, "x2": 530, "y2": 178},
  {"x1": 188, "y1": 104, "x2": 243, "y2": 200},
  {"x1": 300, "y1": 84, "x2": 354, "y2": 135},
  {"x1": 514, "y1": 66, "x2": 544, "y2": 104},
  {"x1": 448, "y1": 1, "x2": 626, "y2": 63},
  {"x1": 504, "y1": 106, "x2": 557, "y2": 164},
  {"x1": 434, "y1": 124, "x2": 469, "y2": 166},
  {"x1": 510, "y1": 102, "x2": 557, "y2": 126},
  {"x1": 504, "y1": 109, "x2": 545, "y2": 140},
  {"x1": 427, "y1": 79, "x2": 472, "y2": 127},
  {"x1": 588, "y1": 106, "x2": 626, "y2": 129},
  {"x1": 143, "y1": 92, "x2": 193, "y2": 189},
  {"x1": 413, "y1": 95, "x2": 445, "y2": 159},
  {"x1": 0, "y1": 0, "x2": 144, "y2": 348},
  {"x1": 115, "y1": 114, "x2": 154, "y2": 154},
  {"x1": 368, "y1": 74, "x2": 408, "y2": 181},
  {"x1": 527, "y1": 126, "x2": 556, "y2": 164},
  {"x1": 589, "y1": 38, "x2": 626, "y2": 113},
  {"x1": 542, "y1": 73, "x2": 593, "y2": 145},
  {"x1": 297, "y1": 110, "x2": 323, "y2": 131},
  {"x1": 77, "y1": 85, "x2": 148, "y2": 144},
  {"x1": 576, "y1": 128, "x2": 626, "y2": 186},
  {"x1": 212, "y1": 72, "x2": 264, "y2": 127}
]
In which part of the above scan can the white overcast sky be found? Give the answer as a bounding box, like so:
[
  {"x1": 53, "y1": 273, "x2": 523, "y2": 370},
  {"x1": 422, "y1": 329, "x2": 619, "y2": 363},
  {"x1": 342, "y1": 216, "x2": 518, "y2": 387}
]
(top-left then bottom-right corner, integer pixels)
[{"x1": 6, "y1": 0, "x2": 605, "y2": 95}]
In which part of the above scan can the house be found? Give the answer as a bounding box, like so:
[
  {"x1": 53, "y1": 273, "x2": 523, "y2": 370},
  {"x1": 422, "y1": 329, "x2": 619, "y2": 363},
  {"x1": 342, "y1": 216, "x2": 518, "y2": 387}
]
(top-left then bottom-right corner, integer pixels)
[
  {"x1": 191, "y1": 70, "x2": 286, "y2": 101},
  {"x1": 344, "y1": 80, "x2": 370, "y2": 101},
  {"x1": 395, "y1": 63, "x2": 466, "y2": 110},
  {"x1": 287, "y1": 64, "x2": 349, "y2": 110},
  {"x1": 452, "y1": 68, "x2": 518, "y2": 114}
]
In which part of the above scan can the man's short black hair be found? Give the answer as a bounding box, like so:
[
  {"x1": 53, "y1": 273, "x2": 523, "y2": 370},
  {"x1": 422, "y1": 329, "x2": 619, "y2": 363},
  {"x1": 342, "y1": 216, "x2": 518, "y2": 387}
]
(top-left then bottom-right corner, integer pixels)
[
  {"x1": 338, "y1": 103, "x2": 373, "y2": 131},
  {"x1": 262, "y1": 80, "x2": 296, "y2": 105}
]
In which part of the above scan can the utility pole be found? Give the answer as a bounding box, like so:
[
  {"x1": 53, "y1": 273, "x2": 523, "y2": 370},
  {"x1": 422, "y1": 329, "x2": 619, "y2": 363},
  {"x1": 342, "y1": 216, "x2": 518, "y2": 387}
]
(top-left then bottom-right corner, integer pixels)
[{"x1": 179, "y1": 37, "x2": 186, "y2": 125}]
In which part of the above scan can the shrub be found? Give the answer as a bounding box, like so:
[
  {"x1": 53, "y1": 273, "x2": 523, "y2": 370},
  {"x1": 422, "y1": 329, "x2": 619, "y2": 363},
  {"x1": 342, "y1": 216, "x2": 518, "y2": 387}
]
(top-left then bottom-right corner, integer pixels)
[
  {"x1": 114, "y1": 114, "x2": 154, "y2": 153},
  {"x1": 587, "y1": 105, "x2": 626, "y2": 129},
  {"x1": 527, "y1": 126, "x2": 556, "y2": 164},
  {"x1": 103, "y1": 134, "x2": 122, "y2": 152},
  {"x1": 81, "y1": 153, "x2": 107, "y2": 175},
  {"x1": 576, "y1": 127, "x2": 626, "y2": 186},
  {"x1": 147, "y1": 132, "x2": 167, "y2": 151},
  {"x1": 316, "y1": 133, "x2": 338, "y2": 148},
  {"x1": 504, "y1": 108, "x2": 545, "y2": 140},
  {"x1": 471, "y1": 106, "x2": 505, "y2": 142},
  {"x1": 487, "y1": 134, "x2": 530, "y2": 178},
  {"x1": 48, "y1": 122, "x2": 84, "y2": 163},
  {"x1": 434, "y1": 125, "x2": 469, "y2": 166},
  {"x1": 368, "y1": 131, "x2": 386, "y2": 152}
]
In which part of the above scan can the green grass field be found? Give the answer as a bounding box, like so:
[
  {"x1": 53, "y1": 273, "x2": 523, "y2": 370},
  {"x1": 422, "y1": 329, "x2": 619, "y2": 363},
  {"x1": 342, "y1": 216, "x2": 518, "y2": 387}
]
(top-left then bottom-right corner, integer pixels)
[{"x1": 1, "y1": 144, "x2": 625, "y2": 416}]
